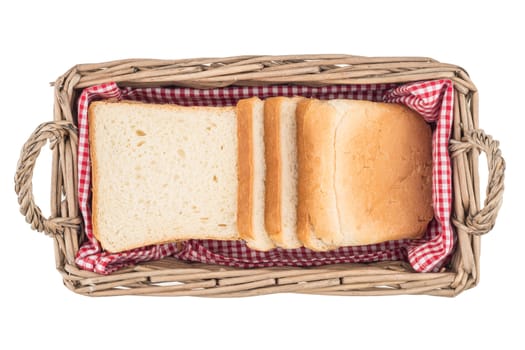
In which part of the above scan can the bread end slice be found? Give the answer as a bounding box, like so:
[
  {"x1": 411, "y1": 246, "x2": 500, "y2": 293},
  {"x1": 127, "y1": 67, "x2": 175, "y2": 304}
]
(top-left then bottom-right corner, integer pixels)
[{"x1": 329, "y1": 99, "x2": 434, "y2": 246}]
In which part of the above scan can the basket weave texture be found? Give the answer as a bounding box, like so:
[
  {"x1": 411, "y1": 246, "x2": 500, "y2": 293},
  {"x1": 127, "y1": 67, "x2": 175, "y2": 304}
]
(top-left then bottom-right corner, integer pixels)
[{"x1": 15, "y1": 55, "x2": 505, "y2": 297}]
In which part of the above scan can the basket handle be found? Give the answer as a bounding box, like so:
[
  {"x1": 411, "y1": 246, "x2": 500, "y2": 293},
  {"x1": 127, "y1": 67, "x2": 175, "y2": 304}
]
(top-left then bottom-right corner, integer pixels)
[
  {"x1": 450, "y1": 129, "x2": 505, "y2": 236},
  {"x1": 15, "y1": 121, "x2": 81, "y2": 236}
]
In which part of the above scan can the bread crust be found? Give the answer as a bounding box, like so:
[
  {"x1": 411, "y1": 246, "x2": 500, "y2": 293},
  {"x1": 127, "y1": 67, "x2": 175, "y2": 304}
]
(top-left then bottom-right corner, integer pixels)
[
  {"x1": 296, "y1": 99, "x2": 335, "y2": 251},
  {"x1": 304, "y1": 100, "x2": 342, "y2": 245},
  {"x1": 263, "y1": 97, "x2": 283, "y2": 245},
  {"x1": 236, "y1": 98, "x2": 256, "y2": 241},
  {"x1": 88, "y1": 102, "x2": 101, "y2": 243},
  {"x1": 331, "y1": 100, "x2": 433, "y2": 245},
  {"x1": 265, "y1": 97, "x2": 303, "y2": 249},
  {"x1": 298, "y1": 99, "x2": 433, "y2": 249}
]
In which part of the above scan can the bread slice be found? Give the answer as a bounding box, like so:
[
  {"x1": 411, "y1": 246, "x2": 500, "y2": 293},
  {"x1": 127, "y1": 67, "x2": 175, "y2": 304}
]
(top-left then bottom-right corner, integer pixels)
[
  {"x1": 296, "y1": 99, "x2": 336, "y2": 251},
  {"x1": 237, "y1": 97, "x2": 275, "y2": 251},
  {"x1": 264, "y1": 97, "x2": 302, "y2": 249},
  {"x1": 89, "y1": 101, "x2": 239, "y2": 253},
  {"x1": 298, "y1": 99, "x2": 433, "y2": 248}
]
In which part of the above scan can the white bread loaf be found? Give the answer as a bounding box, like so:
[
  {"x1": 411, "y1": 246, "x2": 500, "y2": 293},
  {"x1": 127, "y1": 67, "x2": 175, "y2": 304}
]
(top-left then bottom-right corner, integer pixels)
[
  {"x1": 89, "y1": 101, "x2": 239, "y2": 252},
  {"x1": 264, "y1": 97, "x2": 302, "y2": 249},
  {"x1": 296, "y1": 99, "x2": 433, "y2": 248},
  {"x1": 90, "y1": 97, "x2": 433, "y2": 254},
  {"x1": 236, "y1": 97, "x2": 275, "y2": 251}
]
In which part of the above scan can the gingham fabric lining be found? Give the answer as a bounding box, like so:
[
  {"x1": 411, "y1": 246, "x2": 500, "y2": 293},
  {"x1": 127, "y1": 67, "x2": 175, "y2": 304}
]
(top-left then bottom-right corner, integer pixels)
[{"x1": 75, "y1": 81, "x2": 454, "y2": 274}]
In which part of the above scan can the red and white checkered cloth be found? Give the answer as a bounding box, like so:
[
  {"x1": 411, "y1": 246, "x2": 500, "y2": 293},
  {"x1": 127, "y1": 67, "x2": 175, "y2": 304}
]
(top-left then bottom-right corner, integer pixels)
[{"x1": 75, "y1": 81, "x2": 454, "y2": 274}]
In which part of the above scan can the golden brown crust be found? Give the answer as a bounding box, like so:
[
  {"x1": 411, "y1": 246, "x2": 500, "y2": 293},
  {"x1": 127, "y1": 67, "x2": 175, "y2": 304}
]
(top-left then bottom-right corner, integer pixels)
[
  {"x1": 295, "y1": 99, "x2": 309, "y2": 247},
  {"x1": 302, "y1": 100, "x2": 341, "y2": 246},
  {"x1": 263, "y1": 97, "x2": 283, "y2": 245},
  {"x1": 333, "y1": 101, "x2": 433, "y2": 245},
  {"x1": 236, "y1": 98, "x2": 256, "y2": 241},
  {"x1": 295, "y1": 99, "x2": 335, "y2": 251},
  {"x1": 88, "y1": 102, "x2": 101, "y2": 243},
  {"x1": 297, "y1": 99, "x2": 433, "y2": 249}
]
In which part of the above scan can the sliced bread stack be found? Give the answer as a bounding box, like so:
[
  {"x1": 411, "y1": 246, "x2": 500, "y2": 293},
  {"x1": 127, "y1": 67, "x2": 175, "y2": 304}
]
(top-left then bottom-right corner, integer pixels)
[{"x1": 89, "y1": 97, "x2": 433, "y2": 253}]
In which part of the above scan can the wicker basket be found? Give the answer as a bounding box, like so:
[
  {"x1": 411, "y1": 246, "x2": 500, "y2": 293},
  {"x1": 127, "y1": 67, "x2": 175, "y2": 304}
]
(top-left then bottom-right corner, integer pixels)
[{"x1": 15, "y1": 55, "x2": 505, "y2": 297}]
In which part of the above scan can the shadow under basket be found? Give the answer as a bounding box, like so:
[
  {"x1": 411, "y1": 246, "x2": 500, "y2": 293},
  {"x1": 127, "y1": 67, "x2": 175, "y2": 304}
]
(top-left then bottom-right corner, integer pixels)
[{"x1": 15, "y1": 55, "x2": 505, "y2": 297}]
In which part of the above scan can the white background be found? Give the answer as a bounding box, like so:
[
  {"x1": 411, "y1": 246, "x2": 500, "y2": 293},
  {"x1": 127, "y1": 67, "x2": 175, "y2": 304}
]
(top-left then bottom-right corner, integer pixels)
[{"x1": 1, "y1": 1, "x2": 522, "y2": 348}]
